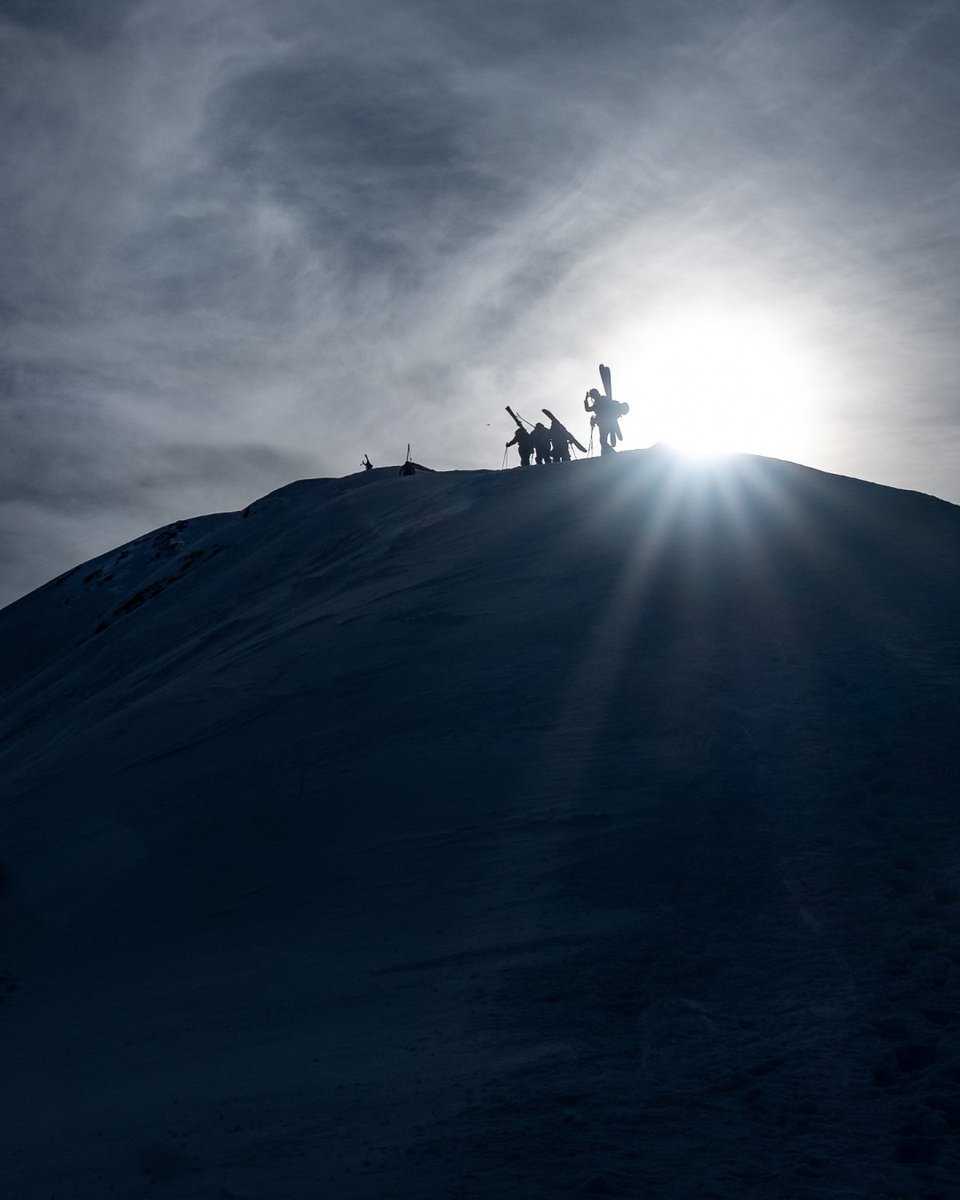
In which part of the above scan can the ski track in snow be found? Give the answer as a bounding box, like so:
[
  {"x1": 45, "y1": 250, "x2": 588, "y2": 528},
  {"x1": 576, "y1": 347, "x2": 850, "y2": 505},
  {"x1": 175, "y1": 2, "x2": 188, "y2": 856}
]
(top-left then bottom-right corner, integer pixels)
[{"x1": 2, "y1": 452, "x2": 960, "y2": 1197}]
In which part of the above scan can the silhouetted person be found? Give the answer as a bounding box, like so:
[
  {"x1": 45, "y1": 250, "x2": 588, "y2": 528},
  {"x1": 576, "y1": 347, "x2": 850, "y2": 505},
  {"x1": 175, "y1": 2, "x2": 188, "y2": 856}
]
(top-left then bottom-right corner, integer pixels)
[
  {"x1": 548, "y1": 418, "x2": 572, "y2": 462},
  {"x1": 506, "y1": 425, "x2": 534, "y2": 467},
  {"x1": 585, "y1": 388, "x2": 621, "y2": 455},
  {"x1": 362, "y1": 454, "x2": 373, "y2": 471},
  {"x1": 531, "y1": 422, "x2": 552, "y2": 465},
  {"x1": 398, "y1": 460, "x2": 416, "y2": 476}
]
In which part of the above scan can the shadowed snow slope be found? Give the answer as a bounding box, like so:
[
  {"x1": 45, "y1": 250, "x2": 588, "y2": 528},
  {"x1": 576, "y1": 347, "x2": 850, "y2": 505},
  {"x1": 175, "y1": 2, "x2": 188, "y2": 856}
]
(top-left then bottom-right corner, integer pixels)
[{"x1": 2, "y1": 449, "x2": 960, "y2": 1198}]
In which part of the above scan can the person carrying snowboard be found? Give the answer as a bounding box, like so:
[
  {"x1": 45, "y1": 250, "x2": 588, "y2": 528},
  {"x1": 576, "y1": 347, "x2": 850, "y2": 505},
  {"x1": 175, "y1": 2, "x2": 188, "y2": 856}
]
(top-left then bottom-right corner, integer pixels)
[
  {"x1": 584, "y1": 389, "x2": 618, "y2": 454},
  {"x1": 584, "y1": 365, "x2": 628, "y2": 456},
  {"x1": 506, "y1": 424, "x2": 534, "y2": 467}
]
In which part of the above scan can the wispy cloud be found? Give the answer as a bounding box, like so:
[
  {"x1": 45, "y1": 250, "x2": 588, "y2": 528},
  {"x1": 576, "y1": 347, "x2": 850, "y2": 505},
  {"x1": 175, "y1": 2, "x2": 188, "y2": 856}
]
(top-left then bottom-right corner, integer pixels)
[{"x1": 2, "y1": 0, "x2": 959, "y2": 605}]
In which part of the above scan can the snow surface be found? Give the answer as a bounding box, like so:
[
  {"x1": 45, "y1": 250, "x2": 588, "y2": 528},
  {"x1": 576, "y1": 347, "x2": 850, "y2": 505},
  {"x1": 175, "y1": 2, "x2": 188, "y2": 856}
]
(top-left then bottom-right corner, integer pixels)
[{"x1": 2, "y1": 448, "x2": 960, "y2": 1198}]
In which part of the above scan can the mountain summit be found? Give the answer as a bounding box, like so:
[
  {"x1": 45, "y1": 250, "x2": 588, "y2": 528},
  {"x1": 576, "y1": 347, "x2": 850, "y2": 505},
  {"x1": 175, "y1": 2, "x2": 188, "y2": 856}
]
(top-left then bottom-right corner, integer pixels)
[{"x1": 3, "y1": 449, "x2": 960, "y2": 1197}]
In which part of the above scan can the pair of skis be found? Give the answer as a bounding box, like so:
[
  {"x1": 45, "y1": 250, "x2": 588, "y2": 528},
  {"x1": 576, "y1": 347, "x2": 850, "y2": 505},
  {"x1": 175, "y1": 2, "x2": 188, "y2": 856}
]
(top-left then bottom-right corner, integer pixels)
[{"x1": 542, "y1": 409, "x2": 587, "y2": 454}]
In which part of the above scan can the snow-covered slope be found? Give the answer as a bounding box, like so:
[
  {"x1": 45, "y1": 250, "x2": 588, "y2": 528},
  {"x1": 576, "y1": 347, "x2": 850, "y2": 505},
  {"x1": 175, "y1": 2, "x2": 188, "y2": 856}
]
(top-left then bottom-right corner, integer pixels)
[{"x1": 2, "y1": 449, "x2": 960, "y2": 1197}]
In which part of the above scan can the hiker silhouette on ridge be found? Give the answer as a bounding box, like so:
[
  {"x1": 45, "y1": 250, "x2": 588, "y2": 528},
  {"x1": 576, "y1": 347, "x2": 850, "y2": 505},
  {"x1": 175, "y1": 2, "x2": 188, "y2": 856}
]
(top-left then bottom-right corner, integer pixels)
[
  {"x1": 547, "y1": 417, "x2": 573, "y2": 462},
  {"x1": 506, "y1": 424, "x2": 534, "y2": 467},
  {"x1": 584, "y1": 388, "x2": 621, "y2": 455},
  {"x1": 531, "y1": 422, "x2": 552, "y2": 465}
]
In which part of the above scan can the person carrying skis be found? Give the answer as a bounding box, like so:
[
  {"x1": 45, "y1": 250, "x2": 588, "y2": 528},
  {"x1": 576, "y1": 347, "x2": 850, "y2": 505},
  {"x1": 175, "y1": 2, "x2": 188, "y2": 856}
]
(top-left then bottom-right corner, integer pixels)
[
  {"x1": 506, "y1": 424, "x2": 534, "y2": 467},
  {"x1": 531, "y1": 422, "x2": 552, "y2": 465},
  {"x1": 547, "y1": 417, "x2": 573, "y2": 462},
  {"x1": 362, "y1": 454, "x2": 373, "y2": 471}
]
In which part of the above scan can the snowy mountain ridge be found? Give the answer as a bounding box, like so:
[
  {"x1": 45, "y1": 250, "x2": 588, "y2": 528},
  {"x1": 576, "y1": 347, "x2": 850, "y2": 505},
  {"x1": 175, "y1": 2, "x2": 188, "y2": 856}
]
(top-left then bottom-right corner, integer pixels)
[{"x1": 3, "y1": 448, "x2": 960, "y2": 1198}]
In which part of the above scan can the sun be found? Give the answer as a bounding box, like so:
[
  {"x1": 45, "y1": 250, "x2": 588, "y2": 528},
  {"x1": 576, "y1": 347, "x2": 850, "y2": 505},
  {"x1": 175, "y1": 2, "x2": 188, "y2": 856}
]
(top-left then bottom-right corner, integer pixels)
[{"x1": 624, "y1": 303, "x2": 822, "y2": 462}]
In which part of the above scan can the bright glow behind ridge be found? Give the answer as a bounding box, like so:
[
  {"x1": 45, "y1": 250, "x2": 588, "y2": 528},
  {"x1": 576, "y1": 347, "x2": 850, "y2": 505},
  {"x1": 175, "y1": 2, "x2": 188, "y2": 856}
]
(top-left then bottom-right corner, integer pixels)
[{"x1": 629, "y1": 304, "x2": 823, "y2": 461}]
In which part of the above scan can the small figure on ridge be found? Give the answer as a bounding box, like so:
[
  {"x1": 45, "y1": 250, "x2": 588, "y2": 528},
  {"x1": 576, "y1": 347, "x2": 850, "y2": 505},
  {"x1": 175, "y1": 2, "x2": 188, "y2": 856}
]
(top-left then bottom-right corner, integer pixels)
[
  {"x1": 506, "y1": 424, "x2": 534, "y2": 467},
  {"x1": 541, "y1": 409, "x2": 587, "y2": 462},
  {"x1": 584, "y1": 363, "x2": 628, "y2": 455},
  {"x1": 531, "y1": 422, "x2": 552, "y2": 466},
  {"x1": 504, "y1": 405, "x2": 534, "y2": 467}
]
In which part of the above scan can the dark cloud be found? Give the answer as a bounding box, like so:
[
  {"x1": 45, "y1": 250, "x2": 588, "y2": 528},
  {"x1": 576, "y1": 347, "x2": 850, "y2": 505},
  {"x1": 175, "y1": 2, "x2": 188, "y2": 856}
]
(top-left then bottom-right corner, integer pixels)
[
  {"x1": 210, "y1": 57, "x2": 504, "y2": 278},
  {"x1": 0, "y1": 0, "x2": 127, "y2": 45},
  {"x1": 0, "y1": 422, "x2": 311, "y2": 515}
]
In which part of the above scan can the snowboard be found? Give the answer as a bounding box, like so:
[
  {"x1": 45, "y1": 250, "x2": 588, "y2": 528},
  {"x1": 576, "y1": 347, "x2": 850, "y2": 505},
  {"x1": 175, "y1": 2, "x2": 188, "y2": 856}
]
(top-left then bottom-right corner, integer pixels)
[
  {"x1": 599, "y1": 363, "x2": 612, "y2": 401},
  {"x1": 597, "y1": 364, "x2": 624, "y2": 444}
]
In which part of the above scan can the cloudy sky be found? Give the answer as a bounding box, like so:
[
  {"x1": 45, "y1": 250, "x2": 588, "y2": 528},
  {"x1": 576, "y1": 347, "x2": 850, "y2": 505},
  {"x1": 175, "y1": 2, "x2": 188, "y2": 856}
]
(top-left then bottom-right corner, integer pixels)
[{"x1": 2, "y1": 0, "x2": 959, "y2": 607}]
